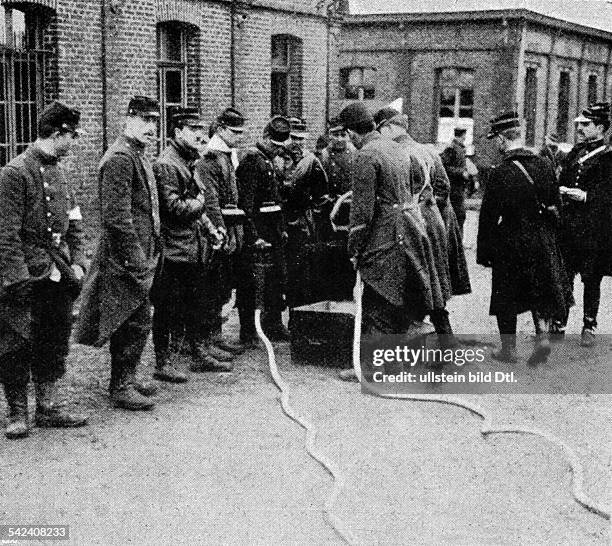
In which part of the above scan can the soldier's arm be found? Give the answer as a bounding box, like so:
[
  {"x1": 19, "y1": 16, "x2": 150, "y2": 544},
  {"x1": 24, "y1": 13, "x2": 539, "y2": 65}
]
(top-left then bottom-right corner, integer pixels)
[
  {"x1": 348, "y1": 152, "x2": 377, "y2": 259},
  {"x1": 236, "y1": 154, "x2": 260, "y2": 246},
  {"x1": 440, "y1": 146, "x2": 464, "y2": 178},
  {"x1": 431, "y1": 153, "x2": 451, "y2": 202},
  {"x1": 154, "y1": 162, "x2": 205, "y2": 223},
  {"x1": 0, "y1": 167, "x2": 30, "y2": 288},
  {"x1": 476, "y1": 168, "x2": 500, "y2": 267},
  {"x1": 101, "y1": 152, "x2": 149, "y2": 272},
  {"x1": 194, "y1": 157, "x2": 224, "y2": 229},
  {"x1": 65, "y1": 189, "x2": 87, "y2": 270}
]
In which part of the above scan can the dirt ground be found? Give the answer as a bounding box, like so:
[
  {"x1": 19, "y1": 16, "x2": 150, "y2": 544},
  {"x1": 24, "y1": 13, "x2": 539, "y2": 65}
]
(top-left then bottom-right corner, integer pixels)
[{"x1": 0, "y1": 210, "x2": 610, "y2": 545}]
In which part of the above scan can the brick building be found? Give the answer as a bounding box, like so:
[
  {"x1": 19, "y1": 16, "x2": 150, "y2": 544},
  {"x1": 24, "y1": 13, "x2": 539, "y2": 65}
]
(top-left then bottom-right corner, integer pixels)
[
  {"x1": 0, "y1": 0, "x2": 344, "y2": 242},
  {"x1": 340, "y1": 0, "x2": 612, "y2": 166}
]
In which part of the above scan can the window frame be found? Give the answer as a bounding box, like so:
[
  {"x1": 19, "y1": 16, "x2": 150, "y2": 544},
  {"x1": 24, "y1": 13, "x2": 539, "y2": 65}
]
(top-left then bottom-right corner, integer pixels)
[
  {"x1": 157, "y1": 22, "x2": 187, "y2": 149},
  {"x1": 339, "y1": 66, "x2": 376, "y2": 100}
]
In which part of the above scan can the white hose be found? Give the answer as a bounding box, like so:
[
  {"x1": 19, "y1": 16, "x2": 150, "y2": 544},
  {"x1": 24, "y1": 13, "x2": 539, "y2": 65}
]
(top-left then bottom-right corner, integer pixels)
[
  {"x1": 351, "y1": 271, "x2": 610, "y2": 522},
  {"x1": 255, "y1": 309, "x2": 357, "y2": 544}
]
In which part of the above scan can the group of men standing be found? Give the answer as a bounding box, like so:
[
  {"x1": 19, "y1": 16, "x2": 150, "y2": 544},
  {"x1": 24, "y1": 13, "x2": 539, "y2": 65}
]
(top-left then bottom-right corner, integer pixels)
[
  {"x1": 0, "y1": 91, "x2": 608, "y2": 438},
  {"x1": 0, "y1": 96, "x2": 356, "y2": 438}
]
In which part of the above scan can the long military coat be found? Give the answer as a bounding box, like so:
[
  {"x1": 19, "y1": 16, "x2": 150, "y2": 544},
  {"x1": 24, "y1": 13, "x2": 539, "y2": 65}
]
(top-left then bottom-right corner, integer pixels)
[
  {"x1": 74, "y1": 136, "x2": 161, "y2": 347},
  {"x1": 557, "y1": 139, "x2": 612, "y2": 278},
  {"x1": 0, "y1": 145, "x2": 86, "y2": 355},
  {"x1": 348, "y1": 131, "x2": 443, "y2": 313},
  {"x1": 477, "y1": 148, "x2": 569, "y2": 317}
]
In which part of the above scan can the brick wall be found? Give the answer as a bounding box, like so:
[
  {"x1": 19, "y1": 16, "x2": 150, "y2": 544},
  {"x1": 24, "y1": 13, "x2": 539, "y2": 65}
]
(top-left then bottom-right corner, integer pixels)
[{"x1": 22, "y1": 0, "x2": 336, "y2": 246}]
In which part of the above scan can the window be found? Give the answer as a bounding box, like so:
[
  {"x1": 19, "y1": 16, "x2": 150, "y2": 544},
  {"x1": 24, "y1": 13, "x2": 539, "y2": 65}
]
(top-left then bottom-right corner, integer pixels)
[
  {"x1": 0, "y1": 6, "x2": 46, "y2": 167},
  {"x1": 339, "y1": 66, "x2": 376, "y2": 100},
  {"x1": 556, "y1": 71, "x2": 570, "y2": 141},
  {"x1": 588, "y1": 74, "x2": 598, "y2": 106},
  {"x1": 524, "y1": 67, "x2": 538, "y2": 146},
  {"x1": 436, "y1": 68, "x2": 475, "y2": 153},
  {"x1": 271, "y1": 35, "x2": 303, "y2": 117},
  {"x1": 157, "y1": 23, "x2": 186, "y2": 147}
]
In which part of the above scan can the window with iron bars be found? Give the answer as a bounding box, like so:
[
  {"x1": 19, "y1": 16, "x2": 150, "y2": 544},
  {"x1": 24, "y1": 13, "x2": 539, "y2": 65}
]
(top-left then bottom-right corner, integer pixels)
[{"x1": 0, "y1": 6, "x2": 47, "y2": 167}]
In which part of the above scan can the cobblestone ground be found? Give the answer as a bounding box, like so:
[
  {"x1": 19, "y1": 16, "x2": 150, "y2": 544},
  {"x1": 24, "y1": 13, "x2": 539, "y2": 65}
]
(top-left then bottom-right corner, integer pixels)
[{"x1": 0, "y1": 210, "x2": 609, "y2": 545}]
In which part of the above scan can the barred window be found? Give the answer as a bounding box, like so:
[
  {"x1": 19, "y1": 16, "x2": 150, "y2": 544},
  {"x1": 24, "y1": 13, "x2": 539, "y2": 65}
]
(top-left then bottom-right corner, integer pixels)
[
  {"x1": 556, "y1": 71, "x2": 571, "y2": 142},
  {"x1": 524, "y1": 67, "x2": 538, "y2": 146},
  {"x1": 0, "y1": 5, "x2": 48, "y2": 166},
  {"x1": 271, "y1": 34, "x2": 303, "y2": 117},
  {"x1": 157, "y1": 22, "x2": 186, "y2": 148}
]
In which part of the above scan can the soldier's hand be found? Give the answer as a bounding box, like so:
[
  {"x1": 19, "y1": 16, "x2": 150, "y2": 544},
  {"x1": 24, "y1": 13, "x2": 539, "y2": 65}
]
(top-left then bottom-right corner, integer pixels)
[
  {"x1": 253, "y1": 238, "x2": 270, "y2": 250},
  {"x1": 71, "y1": 265, "x2": 85, "y2": 281},
  {"x1": 564, "y1": 188, "x2": 587, "y2": 202}
]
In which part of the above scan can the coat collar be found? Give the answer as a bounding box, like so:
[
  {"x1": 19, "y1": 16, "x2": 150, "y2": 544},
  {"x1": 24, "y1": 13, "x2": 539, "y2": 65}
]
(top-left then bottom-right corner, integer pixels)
[
  {"x1": 503, "y1": 147, "x2": 535, "y2": 161},
  {"x1": 360, "y1": 131, "x2": 381, "y2": 148},
  {"x1": 28, "y1": 143, "x2": 59, "y2": 166}
]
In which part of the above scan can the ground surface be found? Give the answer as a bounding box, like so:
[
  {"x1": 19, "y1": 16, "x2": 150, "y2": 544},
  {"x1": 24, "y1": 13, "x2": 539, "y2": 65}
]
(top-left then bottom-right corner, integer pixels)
[{"x1": 0, "y1": 210, "x2": 610, "y2": 545}]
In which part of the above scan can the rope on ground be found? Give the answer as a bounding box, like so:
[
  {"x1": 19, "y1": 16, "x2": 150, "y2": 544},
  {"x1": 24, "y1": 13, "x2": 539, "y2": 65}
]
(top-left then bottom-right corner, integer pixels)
[
  {"x1": 255, "y1": 309, "x2": 357, "y2": 545},
  {"x1": 351, "y1": 271, "x2": 610, "y2": 522}
]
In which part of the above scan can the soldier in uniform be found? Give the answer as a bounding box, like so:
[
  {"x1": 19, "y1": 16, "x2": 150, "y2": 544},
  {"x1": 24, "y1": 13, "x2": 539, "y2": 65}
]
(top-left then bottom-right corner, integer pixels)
[
  {"x1": 282, "y1": 118, "x2": 329, "y2": 309},
  {"x1": 152, "y1": 106, "x2": 228, "y2": 381},
  {"x1": 75, "y1": 96, "x2": 162, "y2": 411},
  {"x1": 236, "y1": 116, "x2": 291, "y2": 343},
  {"x1": 440, "y1": 127, "x2": 469, "y2": 237},
  {"x1": 196, "y1": 107, "x2": 247, "y2": 358},
  {"x1": 0, "y1": 101, "x2": 88, "y2": 439},
  {"x1": 338, "y1": 102, "x2": 442, "y2": 381},
  {"x1": 477, "y1": 112, "x2": 568, "y2": 364},
  {"x1": 555, "y1": 103, "x2": 612, "y2": 346}
]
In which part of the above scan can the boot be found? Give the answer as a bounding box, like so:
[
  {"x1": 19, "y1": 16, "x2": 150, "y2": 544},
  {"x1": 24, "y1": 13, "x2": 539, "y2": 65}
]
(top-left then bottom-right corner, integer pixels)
[
  {"x1": 203, "y1": 340, "x2": 234, "y2": 362},
  {"x1": 338, "y1": 368, "x2": 358, "y2": 382},
  {"x1": 528, "y1": 333, "x2": 551, "y2": 366},
  {"x1": 492, "y1": 335, "x2": 518, "y2": 363},
  {"x1": 581, "y1": 319, "x2": 597, "y2": 347},
  {"x1": 3, "y1": 383, "x2": 28, "y2": 439},
  {"x1": 111, "y1": 384, "x2": 155, "y2": 411},
  {"x1": 431, "y1": 310, "x2": 460, "y2": 350},
  {"x1": 211, "y1": 330, "x2": 246, "y2": 355},
  {"x1": 34, "y1": 381, "x2": 87, "y2": 428},
  {"x1": 126, "y1": 373, "x2": 159, "y2": 397},
  {"x1": 262, "y1": 313, "x2": 291, "y2": 342},
  {"x1": 109, "y1": 362, "x2": 155, "y2": 411},
  {"x1": 549, "y1": 320, "x2": 566, "y2": 342},
  {"x1": 190, "y1": 342, "x2": 233, "y2": 373},
  {"x1": 153, "y1": 352, "x2": 188, "y2": 384}
]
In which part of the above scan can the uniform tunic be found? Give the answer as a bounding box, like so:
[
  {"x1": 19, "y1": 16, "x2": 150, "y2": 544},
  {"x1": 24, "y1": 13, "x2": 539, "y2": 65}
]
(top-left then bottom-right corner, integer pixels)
[
  {"x1": 557, "y1": 138, "x2": 612, "y2": 279},
  {"x1": 0, "y1": 144, "x2": 86, "y2": 383}
]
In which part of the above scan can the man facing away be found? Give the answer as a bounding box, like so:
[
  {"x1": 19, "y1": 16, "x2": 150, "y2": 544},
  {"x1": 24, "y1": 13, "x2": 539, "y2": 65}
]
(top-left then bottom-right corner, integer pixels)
[
  {"x1": 75, "y1": 96, "x2": 162, "y2": 411},
  {"x1": 0, "y1": 101, "x2": 88, "y2": 438}
]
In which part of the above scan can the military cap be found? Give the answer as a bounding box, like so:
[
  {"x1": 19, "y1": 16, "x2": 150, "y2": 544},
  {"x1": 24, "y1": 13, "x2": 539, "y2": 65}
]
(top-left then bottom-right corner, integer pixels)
[
  {"x1": 170, "y1": 106, "x2": 205, "y2": 127},
  {"x1": 127, "y1": 95, "x2": 160, "y2": 118},
  {"x1": 574, "y1": 102, "x2": 610, "y2": 125},
  {"x1": 217, "y1": 107, "x2": 246, "y2": 132},
  {"x1": 328, "y1": 117, "x2": 345, "y2": 134},
  {"x1": 39, "y1": 101, "x2": 84, "y2": 135},
  {"x1": 487, "y1": 111, "x2": 521, "y2": 139},
  {"x1": 264, "y1": 115, "x2": 291, "y2": 146},
  {"x1": 337, "y1": 102, "x2": 374, "y2": 132},
  {"x1": 289, "y1": 117, "x2": 310, "y2": 139},
  {"x1": 373, "y1": 107, "x2": 404, "y2": 130}
]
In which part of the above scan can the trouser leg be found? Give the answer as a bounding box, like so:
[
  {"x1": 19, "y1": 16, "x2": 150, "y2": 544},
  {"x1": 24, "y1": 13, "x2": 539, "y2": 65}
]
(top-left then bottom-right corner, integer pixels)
[
  {"x1": 583, "y1": 274, "x2": 602, "y2": 328},
  {"x1": 109, "y1": 300, "x2": 152, "y2": 392},
  {"x1": 430, "y1": 308, "x2": 459, "y2": 349},
  {"x1": 493, "y1": 313, "x2": 518, "y2": 362}
]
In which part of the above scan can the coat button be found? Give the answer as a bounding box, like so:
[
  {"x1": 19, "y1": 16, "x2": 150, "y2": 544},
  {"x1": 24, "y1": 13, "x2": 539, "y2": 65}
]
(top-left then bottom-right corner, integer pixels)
[
  {"x1": 47, "y1": 212, "x2": 52, "y2": 217},
  {"x1": 43, "y1": 182, "x2": 49, "y2": 188},
  {"x1": 46, "y1": 196, "x2": 51, "y2": 201},
  {"x1": 47, "y1": 227, "x2": 52, "y2": 232}
]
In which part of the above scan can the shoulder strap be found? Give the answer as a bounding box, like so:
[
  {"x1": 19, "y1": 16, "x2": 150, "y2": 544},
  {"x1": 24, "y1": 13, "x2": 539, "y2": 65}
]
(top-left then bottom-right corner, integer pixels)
[{"x1": 512, "y1": 160, "x2": 536, "y2": 185}]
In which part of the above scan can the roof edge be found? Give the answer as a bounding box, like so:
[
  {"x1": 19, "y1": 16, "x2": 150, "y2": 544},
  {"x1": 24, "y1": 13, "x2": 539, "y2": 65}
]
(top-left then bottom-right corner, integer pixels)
[{"x1": 344, "y1": 8, "x2": 612, "y2": 41}]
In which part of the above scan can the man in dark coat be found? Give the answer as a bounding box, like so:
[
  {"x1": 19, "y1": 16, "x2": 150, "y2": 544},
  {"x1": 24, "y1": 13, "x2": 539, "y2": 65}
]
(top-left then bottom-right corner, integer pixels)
[
  {"x1": 374, "y1": 106, "x2": 459, "y2": 349},
  {"x1": 152, "y1": 106, "x2": 229, "y2": 381},
  {"x1": 195, "y1": 107, "x2": 247, "y2": 358},
  {"x1": 539, "y1": 132, "x2": 565, "y2": 179},
  {"x1": 0, "y1": 102, "x2": 88, "y2": 439},
  {"x1": 75, "y1": 96, "x2": 162, "y2": 411},
  {"x1": 440, "y1": 127, "x2": 469, "y2": 237},
  {"x1": 338, "y1": 102, "x2": 441, "y2": 381},
  {"x1": 235, "y1": 116, "x2": 290, "y2": 343},
  {"x1": 477, "y1": 112, "x2": 569, "y2": 364},
  {"x1": 555, "y1": 103, "x2": 612, "y2": 346},
  {"x1": 281, "y1": 118, "x2": 330, "y2": 309}
]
